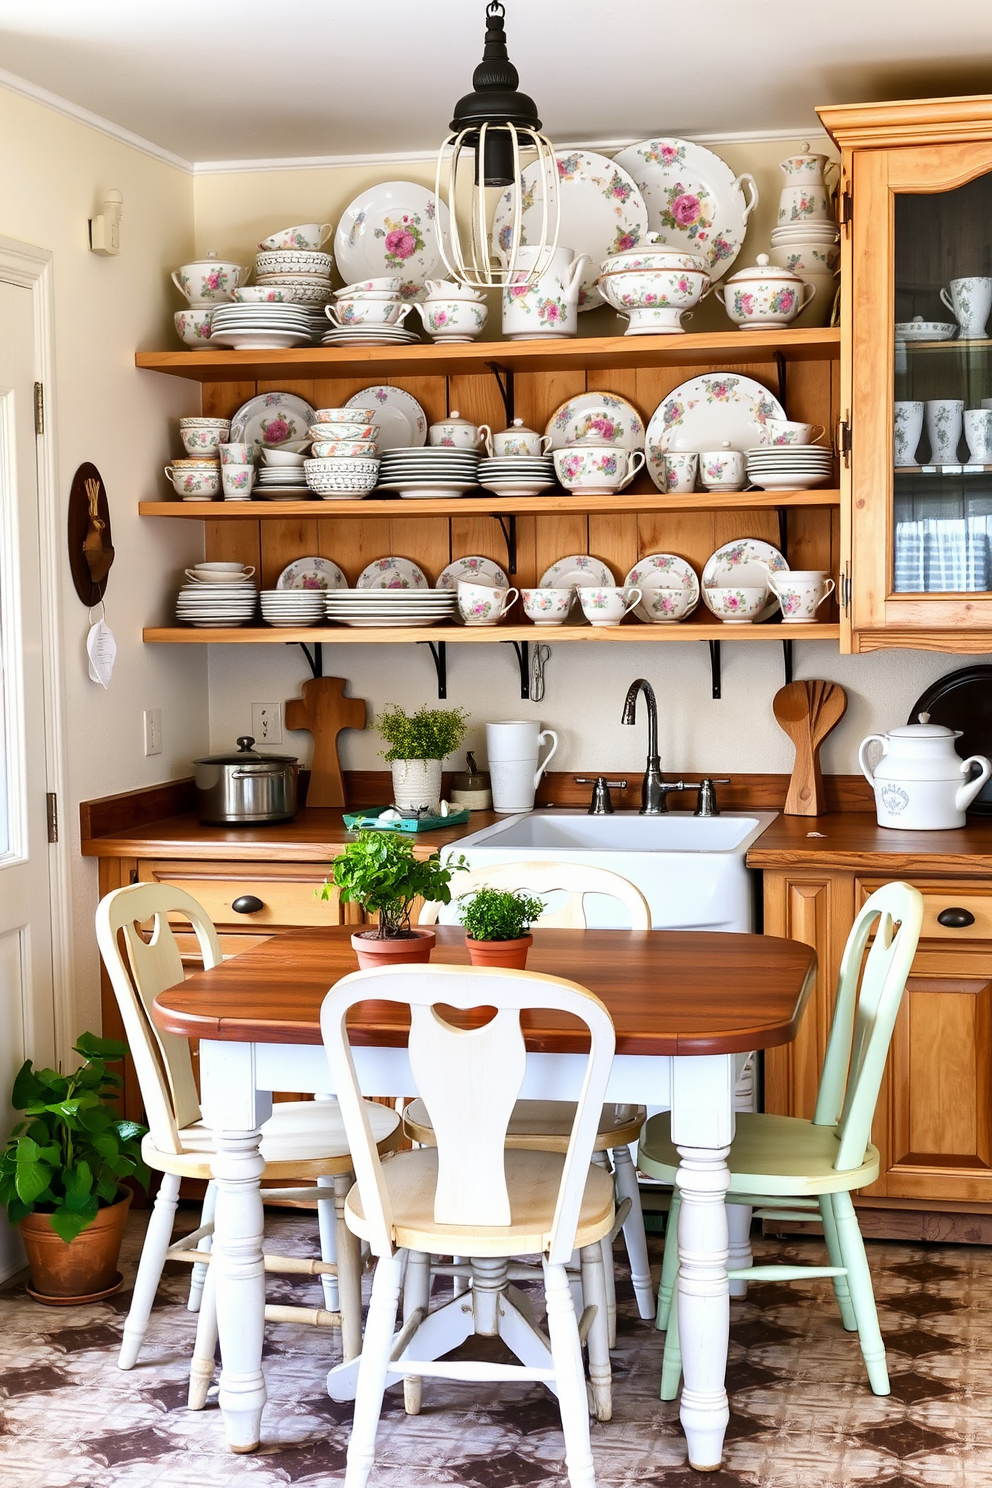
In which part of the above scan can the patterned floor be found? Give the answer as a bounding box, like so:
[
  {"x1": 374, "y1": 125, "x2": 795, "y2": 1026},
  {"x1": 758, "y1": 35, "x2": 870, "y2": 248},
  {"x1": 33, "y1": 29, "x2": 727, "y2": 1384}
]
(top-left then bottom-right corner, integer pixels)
[{"x1": 0, "y1": 1207, "x2": 988, "y2": 1487}]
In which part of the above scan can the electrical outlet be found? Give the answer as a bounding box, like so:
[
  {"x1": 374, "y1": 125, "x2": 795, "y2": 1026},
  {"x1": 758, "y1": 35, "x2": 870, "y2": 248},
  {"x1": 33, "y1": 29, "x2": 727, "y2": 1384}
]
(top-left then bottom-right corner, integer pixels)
[
  {"x1": 251, "y1": 703, "x2": 283, "y2": 744},
  {"x1": 143, "y1": 707, "x2": 162, "y2": 757}
]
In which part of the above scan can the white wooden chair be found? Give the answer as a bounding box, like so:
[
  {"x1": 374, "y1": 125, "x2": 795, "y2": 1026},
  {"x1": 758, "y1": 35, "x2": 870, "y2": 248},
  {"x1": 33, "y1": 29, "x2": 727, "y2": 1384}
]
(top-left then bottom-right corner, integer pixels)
[
  {"x1": 95, "y1": 882, "x2": 401, "y2": 1396},
  {"x1": 320, "y1": 963, "x2": 617, "y2": 1488},
  {"x1": 639, "y1": 880, "x2": 924, "y2": 1398},
  {"x1": 419, "y1": 860, "x2": 654, "y2": 1326}
]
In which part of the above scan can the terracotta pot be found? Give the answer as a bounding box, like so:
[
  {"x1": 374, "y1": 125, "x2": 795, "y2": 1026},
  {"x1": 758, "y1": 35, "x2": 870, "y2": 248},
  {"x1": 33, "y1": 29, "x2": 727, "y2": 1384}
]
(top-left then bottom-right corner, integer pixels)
[
  {"x1": 351, "y1": 927, "x2": 435, "y2": 970},
  {"x1": 465, "y1": 934, "x2": 533, "y2": 970},
  {"x1": 19, "y1": 1188, "x2": 131, "y2": 1301}
]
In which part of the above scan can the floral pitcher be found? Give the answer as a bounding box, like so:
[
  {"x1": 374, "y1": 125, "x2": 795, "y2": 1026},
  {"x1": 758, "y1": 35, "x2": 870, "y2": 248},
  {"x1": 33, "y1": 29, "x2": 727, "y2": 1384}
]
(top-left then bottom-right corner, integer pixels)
[{"x1": 502, "y1": 246, "x2": 591, "y2": 340}]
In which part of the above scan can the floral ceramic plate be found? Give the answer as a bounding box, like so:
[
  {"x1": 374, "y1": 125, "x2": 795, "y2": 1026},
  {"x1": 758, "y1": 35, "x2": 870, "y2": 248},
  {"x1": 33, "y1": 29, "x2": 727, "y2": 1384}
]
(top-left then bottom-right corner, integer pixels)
[
  {"x1": 702, "y1": 538, "x2": 789, "y2": 624},
  {"x1": 645, "y1": 373, "x2": 784, "y2": 489},
  {"x1": 624, "y1": 554, "x2": 699, "y2": 623},
  {"x1": 356, "y1": 556, "x2": 430, "y2": 590},
  {"x1": 334, "y1": 182, "x2": 451, "y2": 301},
  {"x1": 612, "y1": 138, "x2": 759, "y2": 281},
  {"x1": 539, "y1": 554, "x2": 615, "y2": 588},
  {"x1": 275, "y1": 556, "x2": 347, "y2": 591},
  {"x1": 230, "y1": 392, "x2": 316, "y2": 450},
  {"x1": 345, "y1": 386, "x2": 427, "y2": 448},
  {"x1": 492, "y1": 149, "x2": 648, "y2": 312},
  {"x1": 436, "y1": 557, "x2": 509, "y2": 591},
  {"x1": 545, "y1": 391, "x2": 646, "y2": 452}
]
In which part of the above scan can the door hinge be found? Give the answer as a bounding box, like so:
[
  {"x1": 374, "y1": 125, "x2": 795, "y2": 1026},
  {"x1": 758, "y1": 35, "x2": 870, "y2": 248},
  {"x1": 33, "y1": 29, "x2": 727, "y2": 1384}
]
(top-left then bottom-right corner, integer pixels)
[
  {"x1": 838, "y1": 189, "x2": 853, "y2": 231},
  {"x1": 839, "y1": 417, "x2": 852, "y2": 466},
  {"x1": 45, "y1": 792, "x2": 58, "y2": 844},
  {"x1": 840, "y1": 561, "x2": 852, "y2": 613},
  {"x1": 33, "y1": 382, "x2": 44, "y2": 436}
]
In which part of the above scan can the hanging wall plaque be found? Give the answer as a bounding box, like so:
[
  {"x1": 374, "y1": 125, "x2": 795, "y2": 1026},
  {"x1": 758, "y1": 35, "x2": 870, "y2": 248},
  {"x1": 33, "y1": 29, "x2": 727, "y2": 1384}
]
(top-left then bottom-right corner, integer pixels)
[{"x1": 68, "y1": 462, "x2": 115, "y2": 605}]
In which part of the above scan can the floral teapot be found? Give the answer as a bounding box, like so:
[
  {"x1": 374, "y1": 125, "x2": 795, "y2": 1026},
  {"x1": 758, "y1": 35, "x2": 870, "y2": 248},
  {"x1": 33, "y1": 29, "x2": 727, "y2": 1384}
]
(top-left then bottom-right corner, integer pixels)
[
  {"x1": 502, "y1": 246, "x2": 591, "y2": 340},
  {"x1": 859, "y1": 713, "x2": 992, "y2": 830}
]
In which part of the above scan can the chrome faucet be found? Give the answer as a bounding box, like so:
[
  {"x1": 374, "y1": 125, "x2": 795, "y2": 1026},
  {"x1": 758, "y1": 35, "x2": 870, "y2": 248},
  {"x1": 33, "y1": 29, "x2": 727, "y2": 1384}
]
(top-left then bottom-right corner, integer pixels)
[{"x1": 621, "y1": 678, "x2": 684, "y2": 814}]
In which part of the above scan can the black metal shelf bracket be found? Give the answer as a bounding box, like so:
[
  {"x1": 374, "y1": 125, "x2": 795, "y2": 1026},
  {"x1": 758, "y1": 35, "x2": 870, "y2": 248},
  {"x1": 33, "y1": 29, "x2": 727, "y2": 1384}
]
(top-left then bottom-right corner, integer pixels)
[
  {"x1": 774, "y1": 350, "x2": 787, "y2": 413},
  {"x1": 296, "y1": 641, "x2": 323, "y2": 678},
  {"x1": 782, "y1": 638, "x2": 794, "y2": 686},
  {"x1": 485, "y1": 362, "x2": 514, "y2": 425},
  {"x1": 708, "y1": 639, "x2": 722, "y2": 700},
  {"x1": 418, "y1": 639, "x2": 447, "y2": 698},
  {"x1": 503, "y1": 639, "x2": 530, "y2": 699},
  {"x1": 492, "y1": 513, "x2": 518, "y2": 574}
]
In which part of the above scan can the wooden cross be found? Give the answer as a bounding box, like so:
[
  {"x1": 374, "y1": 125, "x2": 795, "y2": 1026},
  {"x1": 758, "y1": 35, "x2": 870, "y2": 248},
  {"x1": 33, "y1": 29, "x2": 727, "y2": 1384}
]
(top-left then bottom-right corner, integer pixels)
[{"x1": 285, "y1": 677, "x2": 367, "y2": 808}]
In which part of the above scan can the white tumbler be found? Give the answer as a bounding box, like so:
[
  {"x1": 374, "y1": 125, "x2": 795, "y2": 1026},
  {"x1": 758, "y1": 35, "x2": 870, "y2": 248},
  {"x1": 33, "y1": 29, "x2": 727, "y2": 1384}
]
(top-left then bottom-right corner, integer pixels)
[{"x1": 485, "y1": 720, "x2": 559, "y2": 813}]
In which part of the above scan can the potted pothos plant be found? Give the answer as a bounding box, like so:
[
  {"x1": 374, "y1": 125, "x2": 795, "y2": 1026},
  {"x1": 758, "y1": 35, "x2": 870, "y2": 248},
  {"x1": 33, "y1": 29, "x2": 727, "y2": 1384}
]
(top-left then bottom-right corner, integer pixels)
[
  {"x1": 376, "y1": 704, "x2": 469, "y2": 816},
  {"x1": 322, "y1": 830, "x2": 466, "y2": 968},
  {"x1": 458, "y1": 887, "x2": 546, "y2": 969},
  {"x1": 0, "y1": 1032, "x2": 149, "y2": 1302}
]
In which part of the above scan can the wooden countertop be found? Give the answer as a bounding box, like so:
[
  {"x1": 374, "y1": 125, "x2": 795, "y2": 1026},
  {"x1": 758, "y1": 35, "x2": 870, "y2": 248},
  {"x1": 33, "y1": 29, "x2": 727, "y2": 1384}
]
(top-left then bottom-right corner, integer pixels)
[{"x1": 746, "y1": 811, "x2": 992, "y2": 875}]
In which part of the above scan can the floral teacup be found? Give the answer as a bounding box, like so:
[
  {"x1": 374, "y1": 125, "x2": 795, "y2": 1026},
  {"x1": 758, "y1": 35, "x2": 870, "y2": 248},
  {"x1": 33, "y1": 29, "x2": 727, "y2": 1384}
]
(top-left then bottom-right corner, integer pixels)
[
  {"x1": 763, "y1": 419, "x2": 825, "y2": 447},
  {"x1": 521, "y1": 587, "x2": 574, "y2": 625},
  {"x1": 171, "y1": 258, "x2": 246, "y2": 305},
  {"x1": 174, "y1": 309, "x2": 213, "y2": 346},
  {"x1": 164, "y1": 464, "x2": 220, "y2": 497},
  {"x1": 325, "y1": 299, "x2": 410, "y2": 328},
  {"x1": 415, "y1": 299, "x2": 488, "y2": 341},
  {"x1": 258, "y1": 223, "x2": 332, "y2": 251},
  {"x1": 640, "y1": 587, "x2": 696, "y2": 624},
  {"x1": 577, "y1": 586, "x2": 642, "y2": 627},
  {"x1": 221, "y1": 464, "x2": 254, "y2": 498},
  {"x1": 553, "y1": 446, "x2": 645, "y2": 495},
  {"x1": 661, "y1": 452, "x2": 699, "y2": 493},
  {"x1": 456, "y1": 581, "x2": 518, "y2": 627},
  {"x1": 700, "y1": 450, "x2": 746, "y2": 491},
  {"x1": 767, "y1": 571, "x2": 835, "y2": 623},
  {"x1": 702, "y1": 586, "x2": 767, "y2": 624},
  {"x1": 180, "y1": 418, "x2": 230, "y2": 454}
]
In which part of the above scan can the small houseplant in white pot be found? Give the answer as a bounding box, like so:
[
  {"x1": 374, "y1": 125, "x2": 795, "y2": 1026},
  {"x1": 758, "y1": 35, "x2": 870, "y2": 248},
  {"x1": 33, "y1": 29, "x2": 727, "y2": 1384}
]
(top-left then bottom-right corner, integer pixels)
[
  {"x1": 458, "y1": 887, "x2": 546, "y2": 970},
  {"x1": 322, "y1": 829, "x2": 466, "y2": 968},
  {"x1": 376, "y1": 704, "x2": 469, "y2": 816}
]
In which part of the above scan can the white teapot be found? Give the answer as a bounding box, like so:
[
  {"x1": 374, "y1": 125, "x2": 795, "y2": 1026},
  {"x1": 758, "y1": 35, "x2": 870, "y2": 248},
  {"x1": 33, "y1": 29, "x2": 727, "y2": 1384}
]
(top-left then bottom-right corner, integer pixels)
[
  {"x1": 502, "y1": 246, "x2": 591, "y2": 340},
  {"x1": 859, "y1": 713, "x2": 992, "y2": 830}
]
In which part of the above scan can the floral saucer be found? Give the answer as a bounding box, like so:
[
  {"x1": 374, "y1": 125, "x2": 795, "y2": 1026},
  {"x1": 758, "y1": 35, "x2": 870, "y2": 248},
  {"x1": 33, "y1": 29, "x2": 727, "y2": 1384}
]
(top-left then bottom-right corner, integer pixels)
[
  {"x1": 545, "y1": 391, "x2": 646, "y2": 451},
  {"x1": 436, "y1": 557, "x2": 509, "y2": 591},
  {"x1": 702, "y1": 538, "x2": 788, "y2": 623},
  {"x1": 539, "y1": 554, "x2": 615, "y2": 588},
  {"x1": 230, "y1": 392, "x2": 316, "y2": 450},
  {"x1": 356, "y1": 556, "x2": 429, "y2": 590},
  {"x1": 345, "y1": 386, "x2": 427, "y2": 447},
  {"x1": 624, "y1": 554, "x2": 699, "y2": 623},
  {"x1": 334, "y1": 182, "x2": 451, "y2": 301},
  {"x1": 645, "y1": 373, "x2": 784, "y2": 490},
  {"x1": 275, "y1": 556, "x2": 347, "y2": 591},
  {"x1": 492, "y1": 149, "x2": 648, "y2": 312}
]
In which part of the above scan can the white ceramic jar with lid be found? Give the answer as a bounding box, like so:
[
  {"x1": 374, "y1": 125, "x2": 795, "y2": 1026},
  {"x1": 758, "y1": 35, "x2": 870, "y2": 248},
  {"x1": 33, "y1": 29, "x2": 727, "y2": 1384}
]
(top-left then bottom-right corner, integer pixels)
[
  {"x1": 859, "y1": 713, "x2": 992, "y2": 830},
  {"x1": 719, "y1": 253, "x2": 815, "y2": 329},
  {"x1": 171, "y1": 251, "x2": 248, "y2": 305},
  {"x1": 427, "y1": 411, "x2": 490, "y2": 449},
  {"x1": 487, "y1": 419, "x2": 552, "y2": 458}
]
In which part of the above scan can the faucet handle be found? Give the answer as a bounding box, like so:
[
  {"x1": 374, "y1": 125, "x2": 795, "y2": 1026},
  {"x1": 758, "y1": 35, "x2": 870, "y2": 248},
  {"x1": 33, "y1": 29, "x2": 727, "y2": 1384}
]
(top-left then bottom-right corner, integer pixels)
[
  {"x1": 575, "y1": 776, "x2": 627, "y2": 815},
  {"x1": 685, "y1": 777, "x2": 730, "y2": 816}
]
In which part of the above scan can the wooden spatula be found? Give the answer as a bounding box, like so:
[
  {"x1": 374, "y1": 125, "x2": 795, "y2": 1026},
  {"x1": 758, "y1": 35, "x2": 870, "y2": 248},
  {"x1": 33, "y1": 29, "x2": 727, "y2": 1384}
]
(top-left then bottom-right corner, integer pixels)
[{"x1": 773, "y1": 679, "x2": 847, "y2": 815}]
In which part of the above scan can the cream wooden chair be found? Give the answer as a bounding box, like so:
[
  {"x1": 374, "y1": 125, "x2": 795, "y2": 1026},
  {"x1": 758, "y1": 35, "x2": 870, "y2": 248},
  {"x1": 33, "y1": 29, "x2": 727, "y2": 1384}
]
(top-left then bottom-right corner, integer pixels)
[
  {"x1": 640, "y1": 880, "x2": 924, "y2": 1398},
  {"x1": 419, "y1": 860, "x2": 654, "y2": 1326},
  {"x1": 321, "y1": 963, "x2": 617, "y2": 1488},
  {"x1": 95, "y1": 882, "x2": 401, "y2": 1393}
]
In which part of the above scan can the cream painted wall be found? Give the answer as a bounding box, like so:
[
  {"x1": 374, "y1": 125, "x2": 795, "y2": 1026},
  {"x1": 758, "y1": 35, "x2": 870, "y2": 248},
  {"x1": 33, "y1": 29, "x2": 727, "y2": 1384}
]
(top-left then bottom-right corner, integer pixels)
[
  {"x1": 196, "y1": 136, "x2": 992, "y2": 778},
  {"x1": 0, "y1": 85, "x2": 209, "y2": 1036}
]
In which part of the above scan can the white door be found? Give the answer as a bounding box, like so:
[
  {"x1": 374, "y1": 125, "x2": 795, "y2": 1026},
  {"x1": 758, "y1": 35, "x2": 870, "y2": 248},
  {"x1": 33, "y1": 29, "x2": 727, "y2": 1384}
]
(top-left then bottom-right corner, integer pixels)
[{"x1": 0, "y1": 280, "x2": 56, "y2": 1279}]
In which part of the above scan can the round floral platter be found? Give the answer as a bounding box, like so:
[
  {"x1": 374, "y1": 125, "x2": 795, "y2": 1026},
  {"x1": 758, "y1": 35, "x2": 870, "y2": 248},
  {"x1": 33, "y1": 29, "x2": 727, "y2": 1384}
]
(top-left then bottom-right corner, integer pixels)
[
  {"x1": 334, "y1": 182, "x2": 451, "y2": 301},
  {"x1": 492, "y1": 149, "x2": 648, "y2": 313},
  {"x1": 345, "y1": 386, "x2": 427, "y2": 448},
  {"x1": 275, "y1": 557, "x2": 347, "y2": 591},
  {"x1": 230, "y1": 392, "x2": 316, "y2": 450},
  {"x1": 436, "y1": 557, "x2": 508, "y2": 591},
  {"x1": 612, "y1": 138, "x2": 759, "y2": 280},
  {"x1": 545, "y1": 391, "x2": 646, "y2": 452},
  {"x1": 645, "y1": 373, "x2": 785, "y2": 490},
  {"x1": 356, "y1": 556, "x2": 430, "y2": 590},
  {"x1": 624, "y1": 554, "x2": 699, "y2": 623},
  {"x1": 702, "y1": 538, "x2": 789, "y2": 623},
  {"x1": 539, "y1": 554, "x2": 615, "y2": 589}
]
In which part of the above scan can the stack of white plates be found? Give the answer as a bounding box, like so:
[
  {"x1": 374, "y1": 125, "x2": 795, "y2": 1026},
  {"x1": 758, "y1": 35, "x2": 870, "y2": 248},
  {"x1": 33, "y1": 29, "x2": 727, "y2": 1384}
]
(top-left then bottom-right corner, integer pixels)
[
  {"x1": 208, "y1": 303, "x2": 312, "y2": 350},
  {"x1": 256, "y1": 462, "x2": 310, "y2": 500},
  {"x1": 321, "y1": 323, "x2": 420, "y2": 347},
  {"x1": 260, "y1": 589, "x2": 326, "y2": 627},
  {"x1": 478, "y1": 455, "x2": 556, "y2": 498},
  {"x1": 324, "y1": 589, "x2": 456, "y2": 628},
  {"x1": 746, "y1": 444, "x2": 834, "y2": 491},
  {"x1": 377, "y1": 446, "x2": 480, "y2": 500},
  {"x1": 176, "y1": 583, "x2": 258, "y2": 628},
  {"x1": 769, "y1": 222, "x2": 839, "y2": 248}
]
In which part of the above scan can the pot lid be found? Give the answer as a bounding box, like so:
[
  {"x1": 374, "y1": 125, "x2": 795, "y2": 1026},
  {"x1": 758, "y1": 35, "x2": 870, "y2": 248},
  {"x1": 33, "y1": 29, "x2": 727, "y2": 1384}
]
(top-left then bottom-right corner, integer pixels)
[
  {"x1": 180, "y1": 249, "x2": 241, "y2": 268},
  {"x1": 498, "y1": 418, "x2": 538, "y2": 437},
  {"x1": 603, "y1": 232, "x2": 707, "y2": 268},
  {"x1": 194, "y1": 735, "x2": 298, "y2": 766},
  {"x1": 726, "y1": 252, "x2": 803, "y2": 284},
  {"x1": 885, "y1": 712, "x2": 961, "y2": 739}
]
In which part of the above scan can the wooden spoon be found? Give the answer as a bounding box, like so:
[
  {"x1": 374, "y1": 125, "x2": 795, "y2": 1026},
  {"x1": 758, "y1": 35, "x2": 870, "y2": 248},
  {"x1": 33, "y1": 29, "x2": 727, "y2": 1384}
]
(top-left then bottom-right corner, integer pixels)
[{"x1": 773, "y1": 680, "x2": 847, "y2": 815}]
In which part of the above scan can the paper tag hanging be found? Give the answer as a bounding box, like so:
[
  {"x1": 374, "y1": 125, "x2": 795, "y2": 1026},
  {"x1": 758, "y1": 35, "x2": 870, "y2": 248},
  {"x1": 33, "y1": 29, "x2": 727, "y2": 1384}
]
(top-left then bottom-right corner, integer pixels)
[{"x1": 86, "y1": 604, "x2": 117, "y2": 688}]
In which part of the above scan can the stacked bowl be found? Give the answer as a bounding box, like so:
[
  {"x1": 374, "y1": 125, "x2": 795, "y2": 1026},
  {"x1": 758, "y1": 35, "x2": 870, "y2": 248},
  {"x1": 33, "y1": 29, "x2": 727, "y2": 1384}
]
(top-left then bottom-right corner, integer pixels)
[
  {"x1": 304, "y1": 407, "x2": 380, "y2": 499},
  {"x1": 376, "y1": 445, "x2": 479, "y2": 499},
  {"x1": 478, "y1": 453, "x2": 555, "y2": 497},
  {"x1": 322, "y1": 279, "x2": 417, "y2": 346},
  {"x1": 257, "y1": 448, "x2": 309, "y2": 500},
  {"x1": 260, "y1": 589, "x2": 325, "y2": 627},
  {"x1": 177, "y1": 563, "x2": 257, "y2": 626},
  {"x1": 254, "y1": 226, "x2": 334, "y2": 310}
]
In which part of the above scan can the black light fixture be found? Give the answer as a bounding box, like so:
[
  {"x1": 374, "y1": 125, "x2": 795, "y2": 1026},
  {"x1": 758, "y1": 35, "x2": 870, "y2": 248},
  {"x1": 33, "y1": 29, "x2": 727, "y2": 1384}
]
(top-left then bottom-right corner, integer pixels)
[{"x1": 435, "y1": 1, "x2": 560, "y2": 288}]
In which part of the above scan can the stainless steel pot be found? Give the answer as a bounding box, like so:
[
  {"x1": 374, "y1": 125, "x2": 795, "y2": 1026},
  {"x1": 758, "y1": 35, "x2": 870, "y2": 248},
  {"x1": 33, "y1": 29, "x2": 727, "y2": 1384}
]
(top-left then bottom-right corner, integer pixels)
[{"x1": 193, "y1": 736, "x2": 299, "y2": 825}]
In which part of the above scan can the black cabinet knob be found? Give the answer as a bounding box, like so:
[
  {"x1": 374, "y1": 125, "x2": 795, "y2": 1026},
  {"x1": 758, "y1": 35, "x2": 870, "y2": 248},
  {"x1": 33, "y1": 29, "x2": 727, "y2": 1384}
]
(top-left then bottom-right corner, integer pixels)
[
  {"x1": 231, "y1": 894, "x2": 264, "y2": 915},
  {"x1": 937, "y1": 906, "x2": 976, "y2": 929}
]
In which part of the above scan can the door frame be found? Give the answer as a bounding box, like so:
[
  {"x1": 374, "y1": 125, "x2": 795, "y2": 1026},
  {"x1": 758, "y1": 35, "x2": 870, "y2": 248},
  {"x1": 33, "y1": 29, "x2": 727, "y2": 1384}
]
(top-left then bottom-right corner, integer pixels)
[{"x1": 0, "y1": 235, "x2": 73, "y2": 1062}]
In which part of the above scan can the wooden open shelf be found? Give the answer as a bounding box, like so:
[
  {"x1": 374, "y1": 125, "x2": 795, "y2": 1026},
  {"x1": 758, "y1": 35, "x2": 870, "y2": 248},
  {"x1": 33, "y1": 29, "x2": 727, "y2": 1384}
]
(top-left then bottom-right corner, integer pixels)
[
  {"x1": 136, "y1": 326, "x2": 840, "y2": 382},
  {"x1": 145, "y1": 621, "x2": 841, "y2": 645}
]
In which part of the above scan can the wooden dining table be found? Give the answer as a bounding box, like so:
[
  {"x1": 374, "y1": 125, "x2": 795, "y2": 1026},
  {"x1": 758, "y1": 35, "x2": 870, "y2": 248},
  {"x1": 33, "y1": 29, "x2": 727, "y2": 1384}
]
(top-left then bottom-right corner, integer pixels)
[{"x1": 153, "y1": 922, "x2": 816, "y2": 1471}]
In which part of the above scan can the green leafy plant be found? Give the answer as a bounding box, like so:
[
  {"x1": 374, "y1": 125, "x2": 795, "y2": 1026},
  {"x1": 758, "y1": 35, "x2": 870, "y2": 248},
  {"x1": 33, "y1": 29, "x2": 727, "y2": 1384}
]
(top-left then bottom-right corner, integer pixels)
[
  {"x1": 321, "y1": 831, "x2": 467, "y2": 939},
  {"x1": 0, "y1": 1033, "x2": 150, "y2": 1243},
  {"x1": 458, "y1": 887, "x2": 546, "y2": 942},
  {"x1": 376, "y1": 705, "x2": 469, "y2": 762}
]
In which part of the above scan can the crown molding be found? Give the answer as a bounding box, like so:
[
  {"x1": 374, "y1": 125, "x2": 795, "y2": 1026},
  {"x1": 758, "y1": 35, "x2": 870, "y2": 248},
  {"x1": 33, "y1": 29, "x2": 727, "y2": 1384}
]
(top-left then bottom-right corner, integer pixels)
[{"x1": 0, "y1": 67, "x2": 192, "y2": 172}]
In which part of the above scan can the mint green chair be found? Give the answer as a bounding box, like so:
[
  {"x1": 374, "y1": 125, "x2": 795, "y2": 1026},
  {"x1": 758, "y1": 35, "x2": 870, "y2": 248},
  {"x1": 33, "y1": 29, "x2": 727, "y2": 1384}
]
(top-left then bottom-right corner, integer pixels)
[{"x1": 639, "y1": 880, "x2": 924, "y2": 1398}]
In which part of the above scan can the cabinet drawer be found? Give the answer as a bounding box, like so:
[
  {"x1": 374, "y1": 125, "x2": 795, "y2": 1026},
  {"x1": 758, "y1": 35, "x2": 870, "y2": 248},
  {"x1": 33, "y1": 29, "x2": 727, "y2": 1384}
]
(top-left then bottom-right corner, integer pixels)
[
  {"x1": 858, "y1": 878, "x2": 992, "y2": 943},
  {"x1": 138, "y1": 860, "x2": 342, "y2": 929}
]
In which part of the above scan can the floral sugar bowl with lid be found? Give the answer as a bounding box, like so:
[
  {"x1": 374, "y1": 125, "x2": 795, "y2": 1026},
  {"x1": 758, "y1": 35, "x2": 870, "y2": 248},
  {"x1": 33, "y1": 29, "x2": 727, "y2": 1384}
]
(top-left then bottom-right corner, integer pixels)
[
  {"x1": 859, "y1": 713, "x2": 992, "y2": 830},
  {"x1": 427, "y1": 411, "x2": 491, "y2": 450},
  {"x1": 719, "y1": 253, "x2": 815, "y2": 330}
]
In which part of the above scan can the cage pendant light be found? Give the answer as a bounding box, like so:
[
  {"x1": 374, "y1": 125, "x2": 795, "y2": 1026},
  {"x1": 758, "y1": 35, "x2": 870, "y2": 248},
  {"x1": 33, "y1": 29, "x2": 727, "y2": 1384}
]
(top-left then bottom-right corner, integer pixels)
[{"x1": 435, "y1": 1, "x2": 560, "y2": 290}]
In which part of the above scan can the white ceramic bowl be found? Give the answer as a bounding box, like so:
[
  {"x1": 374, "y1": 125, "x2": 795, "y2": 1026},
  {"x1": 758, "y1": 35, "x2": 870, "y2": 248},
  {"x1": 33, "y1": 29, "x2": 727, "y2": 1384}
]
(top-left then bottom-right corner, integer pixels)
[
  {"x1": 767, "y1": 244, "x2": 839, "y2": 275},
  {"x1": 337, "y1": 277, "x2": 403, "y2": 295},
  {"x1": 254, "y1": 277, "x2": 333, "y2": 306},
  {"x1": 311, "y1": 440, "x2": 380, "y2": 459},
  {"x1": 313, "y1": 407, "x2": 376, "y2": 425},
  {"x1": 308, "y1": 423, "x2": 379, "y2": 442},
  {"x1": 174, "y1": 309, "x2": 213, "y2": 347},
  {"x1": 231, "y1": 286, "x2": 298, "y2": 303},
  {"x1": 521, "y1": 587, "x2": 574, "y2": 625},
  {"x1": 304, "y1": 457, "x2": 380, "y2": 475},
  {"x1": 417, "y1": 299, "x2": 488, "y2": 339},
  {"x1": 255, "y1": 249, "x2": 333, "y2": 277},
  {"x1": 258, "y1": 224, "x2": 332, "y2": 252},
  {"x1": 702, "y1": 586, "x2": 767, "y2": 623},
  {"x1": 260, "y1": 447, "x2": 307, "y2": 467}
]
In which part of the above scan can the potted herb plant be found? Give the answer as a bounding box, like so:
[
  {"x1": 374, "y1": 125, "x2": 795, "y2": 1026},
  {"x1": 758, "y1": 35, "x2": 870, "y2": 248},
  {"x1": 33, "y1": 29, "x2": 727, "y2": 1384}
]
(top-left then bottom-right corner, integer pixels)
[
  {"x1": 322, "y1": 830, "x2": 466, "y2": 968},
  {"x1": 458, "y1": 886, "x2": 546, "y2": 969},
  {"x1": 0, "y1": 1032, "x2": 149, "y2": 1303},
  {"x1": 376, "y1": 704, "x2": 469, "y2": 816}
]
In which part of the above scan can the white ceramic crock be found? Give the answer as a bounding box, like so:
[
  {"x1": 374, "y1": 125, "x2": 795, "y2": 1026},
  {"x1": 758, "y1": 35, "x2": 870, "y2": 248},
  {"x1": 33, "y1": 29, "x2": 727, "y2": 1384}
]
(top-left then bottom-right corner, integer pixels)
[{"x1": 859, "y1": 713, "x2": 992, "y2": 830}]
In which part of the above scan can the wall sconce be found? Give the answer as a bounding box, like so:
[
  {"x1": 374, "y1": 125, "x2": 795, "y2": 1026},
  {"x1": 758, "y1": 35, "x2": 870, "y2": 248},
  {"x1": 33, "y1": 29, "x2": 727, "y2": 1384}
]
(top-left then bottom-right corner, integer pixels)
[{"x1": 89, "y1": 189, "x2": 124, "y2": 256}]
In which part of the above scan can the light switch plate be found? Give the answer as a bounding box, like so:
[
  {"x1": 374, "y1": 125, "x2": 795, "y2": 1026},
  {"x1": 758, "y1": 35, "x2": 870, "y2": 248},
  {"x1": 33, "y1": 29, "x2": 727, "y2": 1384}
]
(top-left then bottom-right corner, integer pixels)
[
  {"x1": 251, "y1": 703, "x2": 283, "y2": 744},
  {"x1": 143, "y1": 707, "x2": 162, "y2": 756}
]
